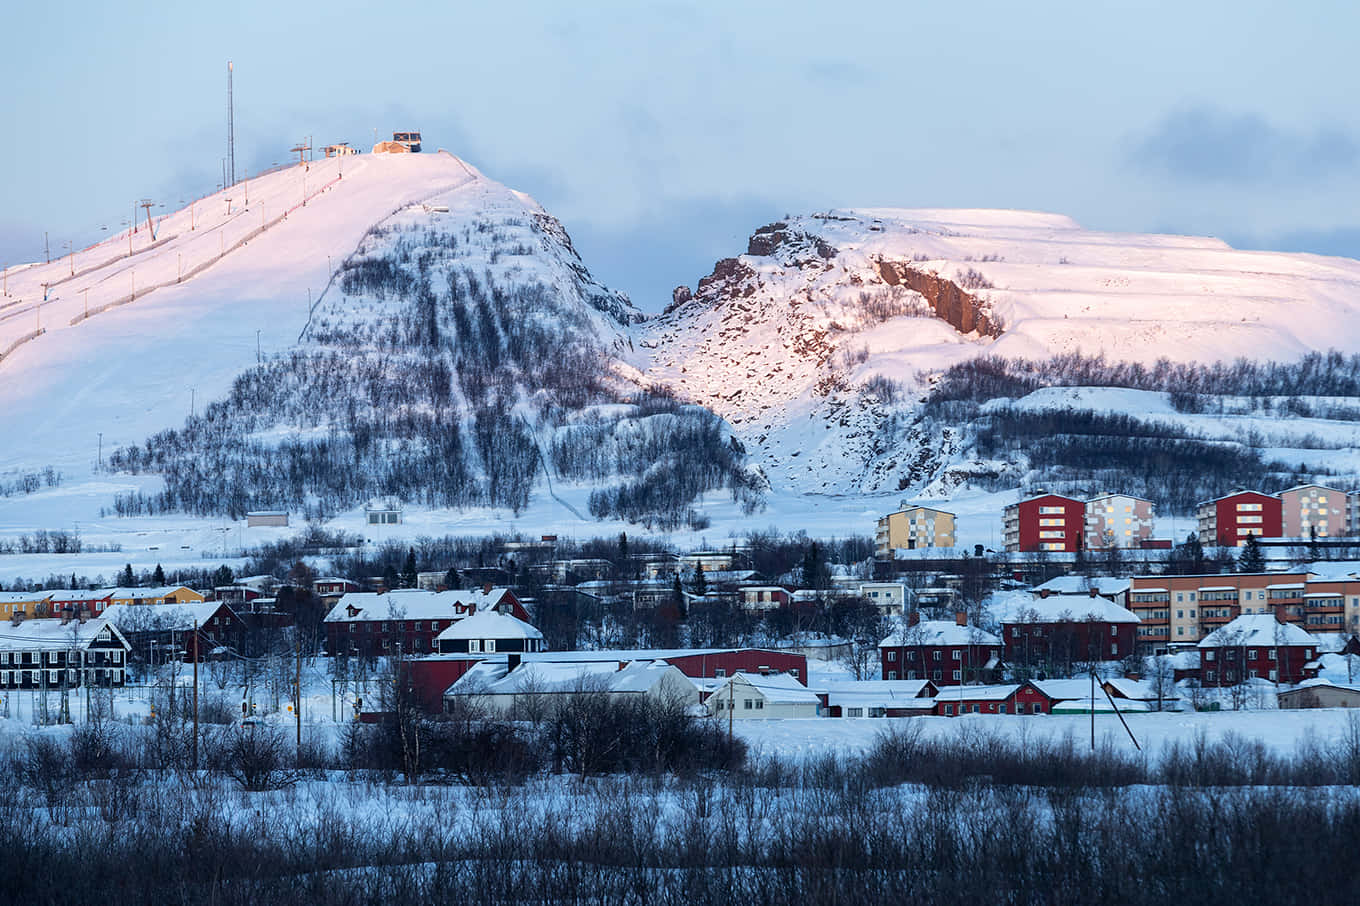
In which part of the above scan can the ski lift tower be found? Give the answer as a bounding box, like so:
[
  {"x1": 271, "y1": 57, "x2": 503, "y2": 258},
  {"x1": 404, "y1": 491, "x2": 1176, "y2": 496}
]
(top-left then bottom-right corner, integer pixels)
[{"x1": 139, "y1": 199, "x2": 157, "y2": 241}]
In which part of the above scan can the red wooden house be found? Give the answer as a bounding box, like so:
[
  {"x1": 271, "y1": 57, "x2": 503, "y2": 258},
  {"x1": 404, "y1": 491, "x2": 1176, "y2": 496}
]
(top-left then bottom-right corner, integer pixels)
[
  {"x1": 1197, "y1": 613, "x2": 1318, "y2": 686},
  {"x1": 878, "y1": 612, "x2": 1003, "y2": 685},
  {"x1": 933, "y1": 681, "x2": 1055, "y2": 716}
]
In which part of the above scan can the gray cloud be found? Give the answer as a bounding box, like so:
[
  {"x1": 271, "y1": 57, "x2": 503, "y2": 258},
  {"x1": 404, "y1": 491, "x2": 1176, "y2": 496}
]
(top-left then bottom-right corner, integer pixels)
[{"x1": 1130, "y1": 106, "x2": 1358, "y2": 184}]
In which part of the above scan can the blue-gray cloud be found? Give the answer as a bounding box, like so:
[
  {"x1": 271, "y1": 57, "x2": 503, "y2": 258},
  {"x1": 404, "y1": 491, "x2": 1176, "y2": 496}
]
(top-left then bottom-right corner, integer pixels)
[
  {"x1": 566, "y1": 196, "x2": 786, "y2": 312},
  {"x1": 1230, "y1": 225, "x2": 1360, "y2": 262},
  {"x1": 1131, "y1": 106, "x2": 1358, "y2": 184}
]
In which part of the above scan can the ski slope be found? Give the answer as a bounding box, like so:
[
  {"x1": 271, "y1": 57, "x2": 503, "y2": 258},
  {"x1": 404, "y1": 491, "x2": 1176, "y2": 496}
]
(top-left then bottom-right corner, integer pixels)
[{"x1": 0, "y1": 152, "x2": 481, "y2": 476}]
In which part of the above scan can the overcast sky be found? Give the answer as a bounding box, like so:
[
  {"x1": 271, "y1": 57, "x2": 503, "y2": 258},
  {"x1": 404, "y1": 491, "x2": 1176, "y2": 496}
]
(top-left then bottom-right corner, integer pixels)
[{"x1": 2, "y1": 1, "x2": 1357, "y2": 311}]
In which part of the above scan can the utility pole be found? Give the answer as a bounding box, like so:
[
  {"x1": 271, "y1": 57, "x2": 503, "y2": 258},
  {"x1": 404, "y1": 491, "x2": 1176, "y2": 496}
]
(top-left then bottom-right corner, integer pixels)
[
  {"x1": 97, "y1": 432, "x2": 102, "y2": 468},
  {"x1": 295, "y1": 632, "x2": 302, "y2": 762},
  {"x1": 192, "y1": 632, "x2": 199, "y2": 770},
  {"x1": 256, "y1": 329, "x2": 261, "y2": 363},
  {"x1": 190, "y1": 387, "x2": 195, "y2": 417},
  {"x1": 45, "y1": 232, "x2": 49, "y2": 264}
]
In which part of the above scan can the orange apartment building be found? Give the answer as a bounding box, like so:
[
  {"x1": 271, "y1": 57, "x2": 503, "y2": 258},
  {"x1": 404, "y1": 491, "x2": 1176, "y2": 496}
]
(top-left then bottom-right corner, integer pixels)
[
  {"x1": 1279, "y1": 484, "x2": 1348, "y2": 539},
  {"x1": 1129, "y1": 571, "x2": 1360, "y2": 652}
]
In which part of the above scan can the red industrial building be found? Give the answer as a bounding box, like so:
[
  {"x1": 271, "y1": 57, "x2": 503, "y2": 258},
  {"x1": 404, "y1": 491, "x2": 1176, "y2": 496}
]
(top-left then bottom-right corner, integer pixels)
[
  {"x1": 1196, "y1": 491, "x2": 1283, "y2": 548},
  {"x1": 1003, "y1": 493, "x2": 1086, "y2": 552}
]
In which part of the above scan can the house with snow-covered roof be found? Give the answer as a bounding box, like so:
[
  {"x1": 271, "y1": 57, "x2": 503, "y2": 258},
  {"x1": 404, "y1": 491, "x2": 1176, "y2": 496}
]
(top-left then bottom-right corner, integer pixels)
[
  {"x1": 705, "y1": 672, "x2": 822, "y2": 719},
  {"x1": 1197, "y1": 614, "x2": 1318, "y2": 686},
  {"x1": 100, "y1": 585, "x2": 204, "y2": 607},
  {"x1": 0, "y1": 590, "x2": 54, "y2": 620},
  {"x1": 435, "y1": 610, "x2": 544, "y2": 655},
  {"x1": 878, "y1": 612, "x2": 1002, "y2": 685},
  {"x1": 820, "y1": 679, "x2": 938, "y2": 717},
  {"x1": 0, "y1": 614, "x2": 130, "y2": 690},
  {"x1": 992, "y1": 595, "x2": 1140, "y2": 666},
  {"x1": 102, "y1": 601, "x2": 244, "y2": 662},
  {"x1": 933, "y1": 680, "x2": 1054, "y2": 716},
  {"x1": 443, "y1": 656, "x2": 697, "y2": 715},
  {"x1": 324, "y1": 585, "x2": 529, "y2": 657}
]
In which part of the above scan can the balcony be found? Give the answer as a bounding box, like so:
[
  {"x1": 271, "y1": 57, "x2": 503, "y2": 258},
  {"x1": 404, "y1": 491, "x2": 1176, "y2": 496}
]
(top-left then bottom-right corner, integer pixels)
[{"x1": 1201, "y1": 610, "x2": 1238, "y2": 626}]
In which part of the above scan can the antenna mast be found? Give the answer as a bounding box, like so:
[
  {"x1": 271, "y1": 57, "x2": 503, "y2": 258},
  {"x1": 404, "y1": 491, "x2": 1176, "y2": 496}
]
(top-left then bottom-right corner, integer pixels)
[{"x1": 227, "y1": 61, "x2": 235, "y2": 187}]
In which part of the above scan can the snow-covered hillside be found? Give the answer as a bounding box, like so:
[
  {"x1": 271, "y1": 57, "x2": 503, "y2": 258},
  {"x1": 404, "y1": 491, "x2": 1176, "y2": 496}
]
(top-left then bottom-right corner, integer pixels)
[{"x1": 639, "y1": 209, "x2": 1360, "y2": 497}]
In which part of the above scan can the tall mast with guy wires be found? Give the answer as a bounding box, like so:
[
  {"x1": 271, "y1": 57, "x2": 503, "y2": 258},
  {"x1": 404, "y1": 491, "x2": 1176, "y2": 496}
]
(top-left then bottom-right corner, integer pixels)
[{"x1": 227, "y1": 61, "x2": 235, "y2": 186}]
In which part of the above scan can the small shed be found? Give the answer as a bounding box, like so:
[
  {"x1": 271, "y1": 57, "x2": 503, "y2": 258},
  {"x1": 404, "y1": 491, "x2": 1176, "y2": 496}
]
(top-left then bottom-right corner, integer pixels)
[
  {"x1": 365, "y1": 500, "x2": 403, "y2": 526},
  {"x1": 246, "y1": 511, "x2": 289, "y2": 528},
  {"x1": 1278, "y1": 680, "x2": 1360, "y2": 709}
]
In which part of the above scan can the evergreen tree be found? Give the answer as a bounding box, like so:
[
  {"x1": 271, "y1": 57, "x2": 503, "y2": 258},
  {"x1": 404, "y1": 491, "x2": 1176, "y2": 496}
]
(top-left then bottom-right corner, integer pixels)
[
  {"x1": 443, "y1": 567, "x2": 461, "y2": 590},
  {"x1": 617, "y1": 532, "x2": 629, "y2": 568},
  {"x1": 692, "y1": 562, "x2": 707, "y2": 597},
  {"x1": 1238, "y1": 534, "x2": 1265, "y2": 573},
  {"x1": 400, "y1": 548, "x2": 418, "y2": 589},
  {"x1": 119, "y1": 563, "x2": 135, "y2": 587},
  {"x1": 152, "y1": 564, "x2": 166, "y2": 585},
  {"x1": 672, "y1": 574, "x2": 685, "y2": 609},
  {"x1": 1308, "y1": 526, "x2": 1321, "y2": 562},
  {"x1": 211, "y1": 564, "x2": 235, "y2": 588},
  {"x1": 382, "y1": 563, "x2": 399, "y2": 591},
  {"x1": 801, "y1": 542, "x2": 830, "y2": 591}
]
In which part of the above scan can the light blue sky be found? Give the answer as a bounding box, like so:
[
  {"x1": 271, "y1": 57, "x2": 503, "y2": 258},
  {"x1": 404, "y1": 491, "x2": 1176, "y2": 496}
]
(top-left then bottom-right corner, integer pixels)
[{"x1": 2, "y1": 1, "x2": 1357, "y2": 310}]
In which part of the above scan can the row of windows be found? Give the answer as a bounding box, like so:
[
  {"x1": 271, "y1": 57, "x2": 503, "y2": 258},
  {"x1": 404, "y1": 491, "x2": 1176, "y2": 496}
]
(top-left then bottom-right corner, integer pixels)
[
  {"x1": 885, "y1": 649, "x2": 969, "y2": 661},
  {"x1": 716, "y1": 699, "x2": 765, "y2": 710},
  {"x1": 0, "y1": 650, "x2": 124, "y2": 666},
  {"x1": 346, "y1": 620, "x2": 453, "y2": 633},
  {"x1": 942, "y1": 702, "x2": 1044, "y2": 715},
  {"x1": 0, "y1": 668, "x2": 124, "y2": 686}
]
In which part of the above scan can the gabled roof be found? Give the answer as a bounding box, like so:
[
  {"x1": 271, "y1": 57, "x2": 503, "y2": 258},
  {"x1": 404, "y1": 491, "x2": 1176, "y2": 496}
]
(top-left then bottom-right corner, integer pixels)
[
  {"x1": 992, "y1": 596, "x2": 1140, "y2": 625},
  {"x1": 323, "y1": 587, "x2": 515, "y2": 622},
  {"x1": 102, "y1": 602, "x2": 235, "y2": 632},
  {"x1": 1033, "y1": 576, "x2": 1131, "y2": 596},
  {"x1": 0, "y1": 617, "x2": 127, "y2": 650},
  {"x1": 437, "y1": 610, "x2": 541, "y2": 642},
  {"x1": 40, "y1": 589, "x2": 114, "y2": 603},
  {"x1": 99, "y1": 585, "x2": 199, "y2": 599},
  {"x1": 0, "y1": 591, "x2": 52, "y2": 604},
  {"x1": 821, "y1": 679, "x2": 937, "y2": 709},
  {"x1": 447, "y1": 658, "x2": 690, "y2": 697},
  {"x1": 879, "y1": 619, "x2": 1001, "y2": 648},
  {"x1": 1198, "y1": 614, "x2": 1315, "y2": 648},
  {"x1": 933, "y1": 683, "x2": 1025, "y2": 703},
  {"x1": 718, "y1": 672, "x2": 822, "y2": 704}
]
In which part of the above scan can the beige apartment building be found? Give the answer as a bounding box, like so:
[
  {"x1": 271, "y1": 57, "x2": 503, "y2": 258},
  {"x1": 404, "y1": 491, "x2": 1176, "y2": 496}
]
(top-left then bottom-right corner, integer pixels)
[
  {"x1": 875, "y1": 506, "x2": 957, "y2": 556},
  {"x1": 1279, "y1": 484, "x2": 1347, "y2": 538},
  {"x1": 1129, "y1": 571, "x2": 1360, "y2": 651},
  {"x1": 1083, "y1": 494, "x2": 1155, "y2": 549}
]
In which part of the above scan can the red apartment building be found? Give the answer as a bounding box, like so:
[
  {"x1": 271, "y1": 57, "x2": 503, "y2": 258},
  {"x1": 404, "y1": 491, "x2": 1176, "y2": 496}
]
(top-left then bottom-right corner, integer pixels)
[
  {"x1": 1197, "y1": 614, "x2": 1318, "y2": 686},
  {"x1": 878, "y1": 612, "x2": 1003, "y2": 685},
  {"x1": 1004, "y1": 493, "x2": 1086, "y2": 552},
  {"x1": 1196, "y1": 491, "x2": 1282, "y2": 547},
  {"x1": 998, "y1": 597, "x2": 1140, "y2": 665}
]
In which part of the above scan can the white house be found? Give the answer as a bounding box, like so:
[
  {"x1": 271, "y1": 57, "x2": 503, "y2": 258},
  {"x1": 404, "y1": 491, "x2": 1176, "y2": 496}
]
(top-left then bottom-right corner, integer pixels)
[
  {"x1": 435, "y1": 610, "x2": 545, "y2": 655},
  {"x1": 705, "y1": 672, "x2": 822, "y2": 719},
  {"x1": 444, "y1": 657, "x2": 697, "y2": 714},
  {"x1": 859, "y1": 582, "x2": 910, "y2": 616}
]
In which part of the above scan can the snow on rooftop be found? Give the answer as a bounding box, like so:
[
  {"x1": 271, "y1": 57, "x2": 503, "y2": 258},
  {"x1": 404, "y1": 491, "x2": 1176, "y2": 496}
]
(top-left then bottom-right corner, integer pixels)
[
  {"x1": 436, "y1": 609, "x2": 541, "y2": 641},
  {"x1": 879, "y1": 619, "x2": 1001, "y2": 648},
  {"x1": 0, "y1": 616, "x2": 123, "y2": 649},
  {"x1": 1198, "y1": 614, "x2": 1316, "y2": 648},
  {"x1": 989, "y1": 594, "x2": 1140, "y2": 624}
]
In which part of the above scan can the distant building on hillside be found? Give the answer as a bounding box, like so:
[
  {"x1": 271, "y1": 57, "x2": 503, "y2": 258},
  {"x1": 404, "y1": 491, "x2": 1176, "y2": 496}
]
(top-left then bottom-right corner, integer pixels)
[
  {"x1": 1004, "y1": 493, "x2": 1085, "y2": 552},
  {"x1": 875, "y1": 506, "x2": 956, "y2": 556},
  {"x1": 392, "y1": 131, "x2": 422, "y2": 152},
  {"x1": 1083, "y1": 494, "x2": 1154, "y2": 550},
  {"x1": 1279, "y1": 484, "x2": 1347, "y2": 539},
  {"x1": 246, "y1": 511, "x2": 288, "y2": 528},
  {"x1": 1196, "y1": 491, "x2": 1282, "y2": 547},
  {"x1": 365, "y1": 500, "x2": 403, "y2": 526}
]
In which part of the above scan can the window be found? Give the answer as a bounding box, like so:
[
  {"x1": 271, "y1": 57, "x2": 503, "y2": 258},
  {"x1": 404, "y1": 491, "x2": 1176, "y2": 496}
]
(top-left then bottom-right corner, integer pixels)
[
  {"x1": 715, "y1": 668, "x2": 726, "y2": 677},
  {"x1": 847, "y1": 707, "x2": 863, "y2": 717},
  {"x1": 1247, "y1": 649, "x2": 1256, "y2": 659},
  {"x1": 469, "y1": 640, "x2": 480, "y2": 653},
  {"x1": 1205, "y1": 651, "x2": 1215, "y2": 661},
  {"x1": 1032, "y1": 703, "x2": 1043, "y2": 714},
  {"x1": 1268, "y1": 648, "x2": 1277, "y2": 660},
  {"x1": 486, "y1": 640, "x2": 495, "y2": 653},
  {"x1": 1012, "y1": 628, "x2": 1020, "y2": 638},
  {"x1": 887, "y1": 650, "x2": 897, "y2": 661},
  {"x1": 1110, "y1": 625, "x2": 1117, "y2": 636},
  {"x1": 999, "y1": 704, "x2": 1007, "y2": 713},
  {"x1": 1206, "y1": 670, "x2": 1216, "y2": 682},
  {"x1": 887, "y1": 670, "x2": 897, "y2": 680},
  {"x1": 952, "y1": 650, "x2": 962, "y2": 660},
  {"x1": 933, "y1": 651, "x2": 942, "y2": 661},
  {"x1": 1110, "y1": 644, "x2": 1117, "y2": 655},
  {"x1": 945, "y1": 705, "x2": 954, "y2": 715},
  {"x1": 755, "y1": 700, "x2": 763, "y2": 710},
  {"x1": 952, "y1": 670, "x2": 961, "y2": 681},
  {"x1": 743, "y1": 699, "x2": 753, "y2": 710},
  {"x1": 932, "y1": 670, "x2": 942, "y2": 680}
]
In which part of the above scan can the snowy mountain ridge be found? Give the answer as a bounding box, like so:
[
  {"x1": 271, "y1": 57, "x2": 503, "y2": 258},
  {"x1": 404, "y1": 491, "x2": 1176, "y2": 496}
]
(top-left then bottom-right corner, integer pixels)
[{"x1": 636, "y1": 208, "x2": 1360, "y2": 497}]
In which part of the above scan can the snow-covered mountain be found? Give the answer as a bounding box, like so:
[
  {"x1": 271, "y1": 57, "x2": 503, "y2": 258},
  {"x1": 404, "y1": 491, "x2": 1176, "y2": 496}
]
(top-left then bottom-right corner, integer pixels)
[
  {"x1": 0, "y1": 152, "x2": 757, "y2": 543},
  {"x1": 636, "y1": 208, "x2": 1360, "y2": 500},
  {"x1": 5, "y1": 167, "x2": 1360, "y2": 554}
]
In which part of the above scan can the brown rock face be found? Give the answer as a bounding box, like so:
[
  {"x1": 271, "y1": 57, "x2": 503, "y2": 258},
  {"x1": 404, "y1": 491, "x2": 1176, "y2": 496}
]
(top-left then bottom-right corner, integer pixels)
[{"x1": 874, "y1": 260, "x2": 1003, "y2": 338}]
